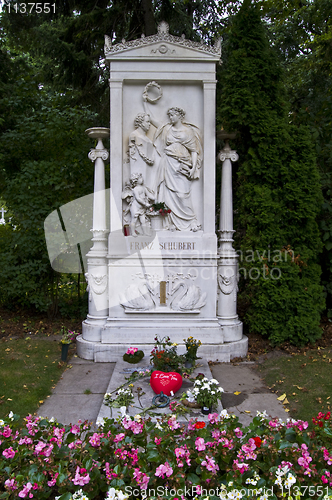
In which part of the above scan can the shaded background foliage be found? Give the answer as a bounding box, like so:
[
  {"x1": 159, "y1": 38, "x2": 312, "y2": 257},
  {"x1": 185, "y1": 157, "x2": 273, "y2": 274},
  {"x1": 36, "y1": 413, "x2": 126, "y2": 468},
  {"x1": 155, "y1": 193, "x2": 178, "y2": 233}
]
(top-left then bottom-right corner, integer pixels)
[{"x1": 0, "y1": 0, "x2": 331, "y2": 344}]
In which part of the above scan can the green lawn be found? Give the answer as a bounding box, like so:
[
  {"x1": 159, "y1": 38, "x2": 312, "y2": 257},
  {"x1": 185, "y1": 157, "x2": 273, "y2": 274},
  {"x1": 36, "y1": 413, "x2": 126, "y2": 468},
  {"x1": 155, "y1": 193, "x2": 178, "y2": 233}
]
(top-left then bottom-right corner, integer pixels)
[
  {"x1": 257, "y1": 347, "x2": 332, "y2": 426},
  {"x1": 0, "y1": 337, "x2": 70, "y2": 423}
]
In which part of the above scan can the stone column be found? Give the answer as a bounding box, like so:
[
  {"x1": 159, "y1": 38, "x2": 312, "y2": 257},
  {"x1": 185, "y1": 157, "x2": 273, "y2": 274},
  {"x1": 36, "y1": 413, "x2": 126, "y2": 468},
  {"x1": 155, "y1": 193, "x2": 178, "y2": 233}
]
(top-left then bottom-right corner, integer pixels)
[
  {"x1": 83, "y1": 128, "x2": 110, "y2": 340},
  {"x1": 217, "y1": 136, "x2": 243, "y2": 342}
]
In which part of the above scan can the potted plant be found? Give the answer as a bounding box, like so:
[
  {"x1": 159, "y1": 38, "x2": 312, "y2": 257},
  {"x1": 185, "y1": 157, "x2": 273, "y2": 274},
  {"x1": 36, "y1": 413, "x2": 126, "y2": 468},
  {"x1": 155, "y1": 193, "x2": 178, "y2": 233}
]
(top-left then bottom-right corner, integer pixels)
[
  {"x1": 60, "y1": 327, "x2": 78, "y2": 361},
  {"x1": 183, "y1": 336, "x2": 202, "y2": 368},
  {"x1": 123, "y1": 347, "x2": 144, "y2": 364},
  {"x1": 191, "y1": 376, "x2": 224, "y2": 414},
  {"x1": 150, "y1": 335, "x2": 184, "y2": 373}
]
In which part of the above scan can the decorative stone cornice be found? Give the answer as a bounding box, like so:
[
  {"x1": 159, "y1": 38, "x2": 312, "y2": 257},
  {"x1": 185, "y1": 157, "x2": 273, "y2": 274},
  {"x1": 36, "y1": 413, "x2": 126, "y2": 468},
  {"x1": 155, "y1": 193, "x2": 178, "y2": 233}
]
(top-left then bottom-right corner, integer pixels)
[
  {"x1": 88, "y1": 149, "x2": 109, "y2": 162},
  {"x1": 104, "y1": 21, "x2": 221, "y2": 57}
]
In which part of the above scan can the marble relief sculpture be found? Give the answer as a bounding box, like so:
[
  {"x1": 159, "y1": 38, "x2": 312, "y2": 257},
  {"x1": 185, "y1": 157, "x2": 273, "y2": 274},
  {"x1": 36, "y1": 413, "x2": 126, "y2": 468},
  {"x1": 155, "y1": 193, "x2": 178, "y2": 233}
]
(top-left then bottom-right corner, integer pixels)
[
  {"x1": 124, "y1": 81, "x2": 202, "y2": 232},
  {"x1": 122, "y1": 173, "x2": 155, "y2": 236}
]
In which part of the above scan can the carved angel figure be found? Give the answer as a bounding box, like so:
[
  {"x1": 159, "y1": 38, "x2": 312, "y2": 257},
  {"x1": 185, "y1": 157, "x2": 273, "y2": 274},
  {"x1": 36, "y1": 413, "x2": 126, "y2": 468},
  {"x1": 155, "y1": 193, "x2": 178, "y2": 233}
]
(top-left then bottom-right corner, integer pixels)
[{"x1": 122, "y1": 173, "x2": 155, "y2": 236}]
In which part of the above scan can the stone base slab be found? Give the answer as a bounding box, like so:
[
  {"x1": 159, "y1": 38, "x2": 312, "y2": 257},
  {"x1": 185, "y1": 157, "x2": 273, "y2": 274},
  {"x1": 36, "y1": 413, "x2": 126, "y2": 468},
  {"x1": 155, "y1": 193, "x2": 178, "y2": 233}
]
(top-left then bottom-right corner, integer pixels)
[{"x1": 76, "y1": 334, "x2": 248, "y2": 363}]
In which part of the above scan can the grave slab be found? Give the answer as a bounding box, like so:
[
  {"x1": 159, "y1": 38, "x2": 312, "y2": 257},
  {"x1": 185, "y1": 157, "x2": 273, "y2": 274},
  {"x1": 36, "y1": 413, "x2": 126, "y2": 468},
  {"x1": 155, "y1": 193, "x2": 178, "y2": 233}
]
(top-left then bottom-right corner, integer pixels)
[{"x1": 96, "y1": 358, "x2": 223, "y2": 426}]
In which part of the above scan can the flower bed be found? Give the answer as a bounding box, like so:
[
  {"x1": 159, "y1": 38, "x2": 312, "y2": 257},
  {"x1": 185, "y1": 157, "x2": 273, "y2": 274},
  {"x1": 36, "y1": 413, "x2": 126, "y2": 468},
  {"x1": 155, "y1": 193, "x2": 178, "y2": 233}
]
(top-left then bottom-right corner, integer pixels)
[{"x1": 1, "y1": 410, "x2": 332, "y2": 500}]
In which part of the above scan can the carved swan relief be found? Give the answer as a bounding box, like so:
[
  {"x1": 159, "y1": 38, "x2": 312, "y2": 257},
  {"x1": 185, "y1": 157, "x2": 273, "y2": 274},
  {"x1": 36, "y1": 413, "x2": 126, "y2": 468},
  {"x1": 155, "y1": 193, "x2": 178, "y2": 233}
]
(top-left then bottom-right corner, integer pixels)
[
  {"x1": 169, "y1": 281, "x2": 206, "y2": 311},
  {"x1": 120, "y1": 281, "x2": 156, "y2": 311}
]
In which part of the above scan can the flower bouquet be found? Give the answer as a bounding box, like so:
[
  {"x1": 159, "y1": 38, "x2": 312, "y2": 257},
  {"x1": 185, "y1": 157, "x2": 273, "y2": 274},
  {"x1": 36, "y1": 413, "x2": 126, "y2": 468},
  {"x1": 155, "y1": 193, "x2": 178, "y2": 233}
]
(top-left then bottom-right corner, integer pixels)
[
  {"x1": 60, "y1": 327, "x2": 78, "y2": 345},
  {"x1": 104, "y1": 386, "x2": 134, "y2": 409},
  {"x1": 183, "y1": 336, "x2": 201, "y2": 366},
  {"x1": 123, "y1": 347, "x2": 144, "y2": 364},
  {"x1": 149, "y1": 201, "x2": 171, "y2": 217},
  {"x1": 59, "y1": 327, "x2": 78, "y2": 361},
  {"x1": 150, "y1": 335, "x2": 184, "y2": 373}
]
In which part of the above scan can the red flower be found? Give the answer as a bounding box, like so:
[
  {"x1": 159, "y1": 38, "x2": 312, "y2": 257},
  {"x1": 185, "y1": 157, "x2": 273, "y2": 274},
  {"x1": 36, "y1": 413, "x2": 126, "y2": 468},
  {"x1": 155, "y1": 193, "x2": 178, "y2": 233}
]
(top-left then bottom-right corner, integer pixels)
[
  {"x1": 159, "y1": 209, "x2": 163, "y2": 213},
  {"x1": 325, "y1": 412, "x2": 331, "y2": 420},
  {"x1": 253, "y1": 437, "x2": 262, "y2": 448},
  {"x1": 319, "y1": 421, "x2": 324, "y2": 428},
  {"x1": 167, "y1": 209, "x2": 171, "y2": 213},
  {"x1": 195, "y1": 422, "x2": 205, "y2": 429}
]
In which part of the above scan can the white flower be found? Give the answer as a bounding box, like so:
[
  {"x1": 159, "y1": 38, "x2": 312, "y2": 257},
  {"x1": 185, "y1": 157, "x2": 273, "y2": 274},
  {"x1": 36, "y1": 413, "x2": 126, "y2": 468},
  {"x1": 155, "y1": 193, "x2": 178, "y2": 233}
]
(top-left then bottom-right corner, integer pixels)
[
  {"x1": 0, "y1": 419, "x2": 5, "y2": 426},
  {"x1": 8, "y1": 411, "x2": 14, "y2": 421},
  {"x1": 134, "y1": 414, "x2": 142, "y2": 421},
  {"x1": 120, "y1": 407, "x2": 128, "y2": 418},
  {"x1": 106, "y1": 488, "x2": 117, "y2": 500},
  {"x1": 258, "y1": 493, "x2": 271, "y2": 500},
  {"x1": 227, "y1": 489, "x2": 243, "y2": 500},
  {"x1": 220, "y1": 409, "x2": 230, "y2": 419},
  {"x1": 97, "y1": 418, "x2": 105, "y2": 428},
  {"x1": 73, "y1": 489, "x2": 89, "y2": 500},
  {"x1": 210, "y1": 378, "x2": 219, "y2": 384},
  {"x1": 211, "y1": 390, "x2": 216, "y2": 395},
  {"x1": 284, "y1": 473, "x2": 296, "y2": 488},
  {"x1": 105, "y1": 488, "x2": 129, "y2": 500}
]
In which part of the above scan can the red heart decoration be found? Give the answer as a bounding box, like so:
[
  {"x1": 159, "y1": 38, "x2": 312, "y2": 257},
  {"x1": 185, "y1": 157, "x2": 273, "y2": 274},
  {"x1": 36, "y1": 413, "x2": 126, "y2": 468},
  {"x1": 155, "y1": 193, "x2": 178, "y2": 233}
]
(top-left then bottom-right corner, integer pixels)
[{"x1": 150, "y1": 371, "x2": 183, "y2": 396}]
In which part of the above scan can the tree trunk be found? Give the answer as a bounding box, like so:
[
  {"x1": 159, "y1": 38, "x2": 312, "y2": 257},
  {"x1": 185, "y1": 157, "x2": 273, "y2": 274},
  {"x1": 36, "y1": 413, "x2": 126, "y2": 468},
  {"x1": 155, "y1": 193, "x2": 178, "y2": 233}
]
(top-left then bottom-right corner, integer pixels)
[{"x1": 141, "y1": 0, "x2": 156, "y2": 35}]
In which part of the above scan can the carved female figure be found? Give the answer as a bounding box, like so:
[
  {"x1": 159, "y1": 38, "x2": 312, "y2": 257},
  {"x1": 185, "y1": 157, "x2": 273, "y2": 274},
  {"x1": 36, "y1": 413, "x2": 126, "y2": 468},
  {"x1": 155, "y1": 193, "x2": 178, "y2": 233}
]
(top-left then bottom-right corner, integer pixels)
[{"x1": 153, "y1": 107, "x2": 202, "y2": 231}]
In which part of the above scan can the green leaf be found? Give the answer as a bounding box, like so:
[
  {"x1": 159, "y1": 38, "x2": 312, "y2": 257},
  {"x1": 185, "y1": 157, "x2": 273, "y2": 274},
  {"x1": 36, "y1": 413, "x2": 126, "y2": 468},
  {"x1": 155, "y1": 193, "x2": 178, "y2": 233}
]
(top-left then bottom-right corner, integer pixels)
[{"x1": 187, "y1": 472, "x2": 200, "y2": 484}]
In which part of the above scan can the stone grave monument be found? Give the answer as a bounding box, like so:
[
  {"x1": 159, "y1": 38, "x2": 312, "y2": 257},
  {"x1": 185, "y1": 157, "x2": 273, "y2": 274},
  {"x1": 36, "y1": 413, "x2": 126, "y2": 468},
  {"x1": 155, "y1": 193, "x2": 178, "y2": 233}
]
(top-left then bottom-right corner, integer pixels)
[{"x1": 77, "y1": 22, "x2": 248, "y2": 362}]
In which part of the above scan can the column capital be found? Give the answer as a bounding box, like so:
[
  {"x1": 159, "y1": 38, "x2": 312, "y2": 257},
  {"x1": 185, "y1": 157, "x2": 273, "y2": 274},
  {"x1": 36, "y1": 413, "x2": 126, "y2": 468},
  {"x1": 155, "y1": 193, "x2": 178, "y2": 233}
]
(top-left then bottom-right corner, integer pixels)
[
  {"x1": 218, "y1": 144, "x2": 239, "y2": 163},
  {"x1": 88, "y1": 149, "x2": 109, "y2": 162}
]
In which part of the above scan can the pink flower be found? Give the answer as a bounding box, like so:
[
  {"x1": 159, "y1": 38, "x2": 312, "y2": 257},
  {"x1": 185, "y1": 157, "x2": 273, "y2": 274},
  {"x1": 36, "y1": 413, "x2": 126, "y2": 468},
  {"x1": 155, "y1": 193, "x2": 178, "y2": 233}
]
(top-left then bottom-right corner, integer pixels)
[
  {"x1": 133, "y1": 468, "x2": 150, "y2": 490},
  {"x1": 68, "y1": 439, "x2": 82, "y2": 450},
  {"x1": 34, "y1": 441, "x2": 46, "y2": 455},
  {"x1": 89, "y1": 432, "x2": 102, "y2": 447},
  {"x1": 47, "y1": 472, "x2": 59, "y2": 487},
  {"x1": 19, "y1": 437, "x2": 33, "y2": 446},
  {"x1": 70, "y1": 424, "x2": 80, "y2": 434},
  {"x1": 72, "y1": 466, "x2": 90, "y2": 486},
  {"x1": 114, "y1": 433, "x2": 125, "y2": 443},
  {"x1": 168, "y1": 415, "x2": 181, "y2": 430},
  {"x1": 105, "y1": 463, "x2": 118, "y2": 480},
  {"x1": 126, "y1": 347, "x2": 138, "y2": 355},
  {"x1": 2, "y1": 426, "x2": 12, "y2": 438},
  {"x1": 155, "y1": 461, "x2": 173, "y2": 478},
  {"x1": 322, "y1": 475, "x2": 329, "y2": 484},
  {"x1": 18, "y1": 482, "x2": 33, "y2": 498},
  {"x1": 234, "y1": 427, "x2": 243, "y2": 438},
  {"x1": 201, "y1": 455, "x2": 219, "y2": 474},
  {"x1": 233, "y1": 459, "x2": 249, "y2": 474},
  {"x1": 2, "y1": 447, "x2": 16, "y2": 459},
  {"x1": 5, "y1": 478, "x2": 17, "y2": 490},
  {"x1": 208, "y1": 413, "x2": 219, "y2": 424},
  {"x1": 154, "y1": 437, "x2": 162, "y2": 445},
  {"x1": 195, "y1": 437, "x2": 206, "y2": 451}
]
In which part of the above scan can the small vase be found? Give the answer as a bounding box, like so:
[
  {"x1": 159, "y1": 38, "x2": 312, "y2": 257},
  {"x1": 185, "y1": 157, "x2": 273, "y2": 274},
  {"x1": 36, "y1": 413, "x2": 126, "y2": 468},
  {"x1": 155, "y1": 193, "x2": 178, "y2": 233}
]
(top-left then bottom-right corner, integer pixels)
[
  {"x1": 61, "y1": 343, "x2": 70, "y2": 361},
  {"x1": 201, "y1": 405, "x2": 212, "y2": 415}
]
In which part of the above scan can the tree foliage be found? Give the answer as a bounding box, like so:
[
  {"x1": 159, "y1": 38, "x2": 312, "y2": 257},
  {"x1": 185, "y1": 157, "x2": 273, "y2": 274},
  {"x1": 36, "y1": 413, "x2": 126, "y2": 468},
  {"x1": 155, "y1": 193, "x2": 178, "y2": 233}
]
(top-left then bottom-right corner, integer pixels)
[{"x1": 217, "y1": 0, "x2": 325, "y2": 345}]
